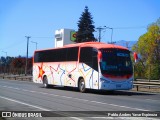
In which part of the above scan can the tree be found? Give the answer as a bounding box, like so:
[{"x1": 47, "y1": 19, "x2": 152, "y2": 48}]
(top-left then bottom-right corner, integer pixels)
[
  {"x1": 11, "y1": 57, "x2": 26, "y2": 68},
  {"x1": 76, "y1": 6, "x2": 96, "y2": 43},
  {"x1": 6, "y1": 56, "x2": 14, "y2": 66},
  {"x1": 0, "y1": 57, "x2": 6, "y2": 66},
  {"x1": 132, "y1": 18, "x2": 160, "y2": 79}
]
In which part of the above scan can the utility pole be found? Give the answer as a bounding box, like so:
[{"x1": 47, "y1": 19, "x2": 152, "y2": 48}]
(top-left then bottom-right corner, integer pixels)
[
  {"x1": 96, "y1": 26, "x2": 107, "y2": 42},
  {"x1": 96, "y1": 26, "x2": 115, "y2": 43},
  {"x1": 25, "y1": 36, "x2": 31, "y2": 76}
]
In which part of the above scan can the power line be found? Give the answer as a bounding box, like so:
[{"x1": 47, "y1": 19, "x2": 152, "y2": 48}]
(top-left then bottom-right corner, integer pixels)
[
  {"x1": 32, "y1": 37, "x2": 53, "y2": 38},
  {"x1": 113, "y1": 26, "x2": 147, "y2": 29},
  {"x1": 0, "y1": 36, "x2": 53, "y2": 50},
  {"x1": 96, "y1": 26, "x2": 115, "y2": 43},
  {"x1": 0, "y1": 40, "x2": 25, "y2": 50},
  {"x1": 96, "y1": 26, "x2": 107, "y2": 42}
]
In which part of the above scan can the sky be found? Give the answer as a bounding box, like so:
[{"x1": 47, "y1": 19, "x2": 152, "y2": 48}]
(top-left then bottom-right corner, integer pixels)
[{"x1": 0, "y1": 0, "x2": 160, "y2": 57}]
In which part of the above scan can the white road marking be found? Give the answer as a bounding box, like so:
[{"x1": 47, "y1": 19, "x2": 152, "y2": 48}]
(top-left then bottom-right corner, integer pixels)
[
  {"x1": 0, "y1": 95, "x2": 50, "y2": 111},
  {"x1": 70, "y1": 117, "x2": 84, "y2": 120},
  {"x1": 146, "y1": 99, "x2": 159, "y2": 102},
  {"x1": 0, "y1": 85, "x2": 150, "y2": 111},
  {"x1": 0, "y1": 87, "x2": 83, "y2": 120}
]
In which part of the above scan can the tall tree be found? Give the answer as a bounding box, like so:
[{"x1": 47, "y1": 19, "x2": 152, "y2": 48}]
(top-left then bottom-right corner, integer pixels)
[
  {"x1": 76, "y1": 6, "x2": 96, "y2": 43},
  {"x1": 132, "y1": 18, "x2": 160, "y2": 79}
]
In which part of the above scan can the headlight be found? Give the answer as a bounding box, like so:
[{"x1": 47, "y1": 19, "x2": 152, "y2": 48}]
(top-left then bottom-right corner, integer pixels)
[
  {"x1": 100, "y1": 78, "x2": 110, "y2": 83},
  {"x1": 127, "y1": 80, "x2": 133, "y2": 83}
]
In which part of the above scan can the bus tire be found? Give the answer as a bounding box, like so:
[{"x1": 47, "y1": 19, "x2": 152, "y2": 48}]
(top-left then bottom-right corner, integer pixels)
[
  {"x1": 78, "y1": 78, "x2": 86, "y2": 93},
  {"x1": 43, "y1": 76, "x2": 49, "y2": 88}
]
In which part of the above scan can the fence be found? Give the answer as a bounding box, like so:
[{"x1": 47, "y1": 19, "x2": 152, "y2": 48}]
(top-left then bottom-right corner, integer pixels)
[
  {"x1": 0, "y1": 67, "x2": 32, "y2": 75},
  {"x1": 0, "y1": 74, "x2": 32, "y2": 81},
  {"x1": 133, "y1": 79, "x2": 160, "y2": 91}
]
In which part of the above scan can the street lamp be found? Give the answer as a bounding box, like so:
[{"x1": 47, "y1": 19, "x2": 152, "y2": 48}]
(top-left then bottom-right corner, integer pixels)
[
  {"x1": 96, "y1": 26, "x2": 115, "y2": 43},
  {"x1": 1, "y1": 51, "x2": 7, "y2": 58},
  {"x1": 105, "y1": 27, "x2": 114, "y2": 44},
  {"x1": 31, "y1": 41, "x2": 38, "y2": 50}
]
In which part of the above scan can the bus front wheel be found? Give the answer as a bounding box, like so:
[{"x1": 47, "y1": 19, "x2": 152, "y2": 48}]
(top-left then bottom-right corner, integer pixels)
[
  {"x1": 78, "y1": 78, "x2": 86, "y2": 93},
  {"x1": 43, "y1": 76, "x2": 49, "y2": 88}
]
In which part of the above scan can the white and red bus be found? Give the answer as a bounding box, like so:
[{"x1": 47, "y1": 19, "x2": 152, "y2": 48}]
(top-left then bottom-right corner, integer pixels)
[{"x1": 33, "y1": 42, "x2": 133, "y2": 92}]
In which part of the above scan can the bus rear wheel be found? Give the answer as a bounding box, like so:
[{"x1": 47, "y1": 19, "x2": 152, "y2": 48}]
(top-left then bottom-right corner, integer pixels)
[
  {"x1": 78, "y1": 78, "x2": 86, "y2": 93},
  {"x1": 43, "y1": 76, "x2": 49, "y2": 88}
]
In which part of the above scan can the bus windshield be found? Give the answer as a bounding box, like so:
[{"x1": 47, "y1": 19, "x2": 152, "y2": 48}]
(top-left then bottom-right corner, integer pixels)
[{"x1": 100, "y1": 48, "x2": 133, "y2": 76}]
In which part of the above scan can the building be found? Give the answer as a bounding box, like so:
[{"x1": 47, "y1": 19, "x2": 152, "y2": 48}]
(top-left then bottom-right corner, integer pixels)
[{"x1": 54, "y1": 29, "x2": 76, "y2": 48}]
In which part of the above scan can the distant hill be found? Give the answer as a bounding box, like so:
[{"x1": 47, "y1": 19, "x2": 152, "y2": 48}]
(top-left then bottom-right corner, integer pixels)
[{"x1": 114, "y1": 40, "x2": 137, "y2": 50}]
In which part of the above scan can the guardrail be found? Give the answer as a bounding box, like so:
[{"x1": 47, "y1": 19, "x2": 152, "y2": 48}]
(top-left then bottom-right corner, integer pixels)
[
  {"x1": 0, "y1": 75, "x2": 159, "y2": 92},
  {"x1": 133, "y1": 79, "x2": 160, "y2": 91},
  {"x1": 0, "y1": 74, "x2": 32, "y2": 81},
  {"x1": 135, "y1": 79, "x2": 160, "y2": 82}
]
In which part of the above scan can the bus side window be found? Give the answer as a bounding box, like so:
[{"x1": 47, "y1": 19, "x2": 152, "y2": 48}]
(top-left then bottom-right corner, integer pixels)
[
  {"x1": 80, "y1": 47, "x2": 92, "y2": 64},
  {"x1": 54, "y1": 49, "x2": 67, "y2": 62},
  {"x1": 80, "y1": 47, "x2": 98, "y2": 71},
  {"x1": 34, "y1": 52, "x2": 39, "y2": 62},
  {"x1": 92, "y1": 48, "x2": 98, "y2": 71},
  {"x1": 66, "y1": 47, "x2": 78, "y2": 61}
]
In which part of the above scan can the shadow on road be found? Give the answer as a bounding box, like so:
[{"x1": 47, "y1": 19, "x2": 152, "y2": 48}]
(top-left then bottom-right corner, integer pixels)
[
  {"x1": 87, "y1": 89, "x2": 156, "y2": 96},
  {"x1": 39, "y1": 85, "x2": 156, "y2": 96}
]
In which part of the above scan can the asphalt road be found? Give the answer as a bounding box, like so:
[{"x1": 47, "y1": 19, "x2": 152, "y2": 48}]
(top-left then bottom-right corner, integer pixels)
[{"x1": 0, "y1": 79, "x2": 160, "y2": 120}]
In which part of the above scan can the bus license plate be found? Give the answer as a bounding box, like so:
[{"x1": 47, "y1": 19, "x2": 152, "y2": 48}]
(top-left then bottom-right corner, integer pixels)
[{"x1": 116, "y1": 84, "x2": 121, "y2": 88}]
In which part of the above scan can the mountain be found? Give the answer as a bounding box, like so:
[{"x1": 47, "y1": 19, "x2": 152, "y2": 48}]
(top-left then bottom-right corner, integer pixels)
[{"x1": 114, "y1": 40, "x2": 137, "y2": 50}]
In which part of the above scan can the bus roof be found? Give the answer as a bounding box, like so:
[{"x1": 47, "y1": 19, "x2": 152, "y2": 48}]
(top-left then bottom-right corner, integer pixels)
[
  {"x1": 64, "y1": 42, "x2": 128, "y2": 50},
  {"x1": 35, "y1": 42, "x2": 128, "y2": 52}
]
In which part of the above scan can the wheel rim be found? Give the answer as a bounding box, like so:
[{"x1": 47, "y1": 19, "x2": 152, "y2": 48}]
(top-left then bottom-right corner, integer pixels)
[
  {"x1": 80, "y1": 81, "x2": 85, "y2": 91},
  {"x1": 44, "y1": 83, "x2": 47, "y2": 87},
  {"x1": 43, "y1": 76, "x2": 48, "y2": 88}
]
